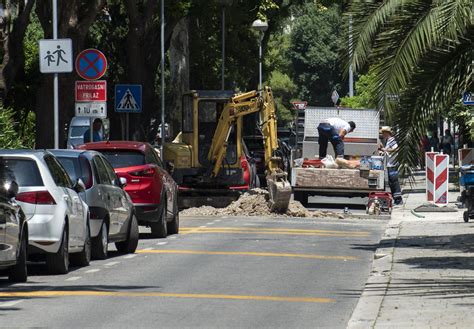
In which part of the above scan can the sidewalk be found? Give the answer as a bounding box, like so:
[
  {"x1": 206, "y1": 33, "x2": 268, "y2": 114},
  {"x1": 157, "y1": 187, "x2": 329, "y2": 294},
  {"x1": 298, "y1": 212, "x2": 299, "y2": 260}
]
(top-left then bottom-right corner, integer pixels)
[{"x1": 348, "y1": 175, "x2": 474, "y2": 328}]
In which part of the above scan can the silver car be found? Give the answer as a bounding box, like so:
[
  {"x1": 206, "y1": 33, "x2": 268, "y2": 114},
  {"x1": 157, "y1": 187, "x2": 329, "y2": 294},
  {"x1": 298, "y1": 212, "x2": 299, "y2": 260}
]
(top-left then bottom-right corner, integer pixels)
[
  {"x1": 0, "y1": 166, "x2": 28, "y2": 282},
  {"x1": 51, "y1": 150, "x2": 138, "y2": 259},
  {"x1": 0, "y1": 150, "x2": 91, "y2": 274}
]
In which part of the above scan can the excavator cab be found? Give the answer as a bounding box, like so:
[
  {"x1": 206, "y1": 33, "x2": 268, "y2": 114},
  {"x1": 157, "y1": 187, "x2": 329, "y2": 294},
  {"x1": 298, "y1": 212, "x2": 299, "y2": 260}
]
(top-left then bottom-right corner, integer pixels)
[{"x1": 164, "y1": 91, "x2": 250, "y2": 208}]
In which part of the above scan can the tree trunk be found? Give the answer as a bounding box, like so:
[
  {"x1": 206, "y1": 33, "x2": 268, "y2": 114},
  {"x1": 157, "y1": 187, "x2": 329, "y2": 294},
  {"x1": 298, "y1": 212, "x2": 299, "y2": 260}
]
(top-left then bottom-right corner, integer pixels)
[
  {"x1": 0, "y1": 0, "x2": 35, "y2": 107},
  {"x1": 168, "y1": 17, "x2": 189, "y2": 139},
  {"x1": 123, "y1": 0, "x2": 181, "y2": 142}
]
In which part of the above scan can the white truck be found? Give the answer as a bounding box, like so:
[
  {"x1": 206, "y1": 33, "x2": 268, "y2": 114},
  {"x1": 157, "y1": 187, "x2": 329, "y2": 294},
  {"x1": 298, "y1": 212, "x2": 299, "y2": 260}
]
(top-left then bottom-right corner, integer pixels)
[{"x1": 291, "y1": 107, "x2": 386, "y2": 206}]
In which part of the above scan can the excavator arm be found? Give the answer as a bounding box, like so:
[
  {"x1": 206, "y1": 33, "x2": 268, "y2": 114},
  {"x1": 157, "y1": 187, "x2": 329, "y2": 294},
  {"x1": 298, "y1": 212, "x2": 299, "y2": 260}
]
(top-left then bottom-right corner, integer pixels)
[{"x1": 207, "y1": 87, "x2": 291, "y2": 213}]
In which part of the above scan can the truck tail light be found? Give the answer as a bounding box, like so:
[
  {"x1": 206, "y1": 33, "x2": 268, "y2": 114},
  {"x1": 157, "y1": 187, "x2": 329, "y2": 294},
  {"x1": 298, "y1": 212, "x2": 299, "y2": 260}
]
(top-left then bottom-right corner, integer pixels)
[{"x1": 16, "y1": 191, "x2": 56, "y2": 205}]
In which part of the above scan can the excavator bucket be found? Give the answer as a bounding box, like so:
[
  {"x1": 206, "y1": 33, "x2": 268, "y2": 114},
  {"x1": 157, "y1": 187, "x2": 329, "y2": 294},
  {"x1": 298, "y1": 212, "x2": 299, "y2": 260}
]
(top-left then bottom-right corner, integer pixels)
[{"x1": 266, "y1": 170, "x2": 292, "y2": 213}]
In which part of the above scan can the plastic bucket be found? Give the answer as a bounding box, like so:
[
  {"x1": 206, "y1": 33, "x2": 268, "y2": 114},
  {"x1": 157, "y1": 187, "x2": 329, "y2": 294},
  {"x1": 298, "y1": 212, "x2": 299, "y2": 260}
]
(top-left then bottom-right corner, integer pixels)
[{"x1": 371, "y1": 156, "x2": 384, "y2": 170}]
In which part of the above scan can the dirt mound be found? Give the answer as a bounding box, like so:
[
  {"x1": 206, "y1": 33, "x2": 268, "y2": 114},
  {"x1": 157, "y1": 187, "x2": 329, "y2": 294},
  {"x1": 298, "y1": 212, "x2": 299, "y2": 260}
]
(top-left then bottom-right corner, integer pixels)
[{"x1": 180, "y1": 189, "x2": 343, "y2": 219}]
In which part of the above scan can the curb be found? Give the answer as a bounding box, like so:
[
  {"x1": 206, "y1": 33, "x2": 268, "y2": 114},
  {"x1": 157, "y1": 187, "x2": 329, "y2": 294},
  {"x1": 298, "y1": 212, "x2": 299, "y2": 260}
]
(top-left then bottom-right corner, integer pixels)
[{"x1": 346, "y1": 218, "x2": 401, "y2": 329}]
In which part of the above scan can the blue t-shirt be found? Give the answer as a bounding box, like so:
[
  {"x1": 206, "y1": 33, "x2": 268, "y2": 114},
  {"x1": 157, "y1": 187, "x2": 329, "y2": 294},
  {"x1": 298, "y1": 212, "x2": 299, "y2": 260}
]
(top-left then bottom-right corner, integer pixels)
[{"x1": 83, "y1": 129, "x2": 102, "y2": 143}]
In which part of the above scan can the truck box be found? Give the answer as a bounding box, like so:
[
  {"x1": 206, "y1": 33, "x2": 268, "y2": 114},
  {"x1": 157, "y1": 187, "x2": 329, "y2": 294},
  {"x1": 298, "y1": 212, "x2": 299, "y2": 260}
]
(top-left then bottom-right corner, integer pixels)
[
  {"x1": 302, "y1": 107, "x2": 379, "y2": 158},
  {"x1": 291, "y1": 167, "x2": 385, "y2": 205}
]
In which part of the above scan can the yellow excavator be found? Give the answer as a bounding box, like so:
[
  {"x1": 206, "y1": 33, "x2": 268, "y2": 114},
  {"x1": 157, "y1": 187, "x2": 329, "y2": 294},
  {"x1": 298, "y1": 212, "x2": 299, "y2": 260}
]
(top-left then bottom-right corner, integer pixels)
[{"x1": 163, "y1": 87, "x2": 291, "y2": 212}]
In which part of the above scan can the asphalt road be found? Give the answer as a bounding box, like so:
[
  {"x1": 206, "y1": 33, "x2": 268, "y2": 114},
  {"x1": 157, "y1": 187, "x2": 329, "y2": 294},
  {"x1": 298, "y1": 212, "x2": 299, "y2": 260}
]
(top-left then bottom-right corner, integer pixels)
[{"x1": 0, "y1": 215, "x2": 384, "y2": 328}]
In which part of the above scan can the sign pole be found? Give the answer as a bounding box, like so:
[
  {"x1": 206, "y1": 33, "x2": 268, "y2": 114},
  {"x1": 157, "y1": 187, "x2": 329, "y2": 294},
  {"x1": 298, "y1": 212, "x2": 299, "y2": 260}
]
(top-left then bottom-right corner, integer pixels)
[
  {"x1": 126, "y1": 113, "x2": 129, "y2": 140},
  {"x1": 53, "y1": 0, "x2": 59, "y2": 149},
  {"x1": 160, "y1": 0, "x2": 165, "y2": 157}
]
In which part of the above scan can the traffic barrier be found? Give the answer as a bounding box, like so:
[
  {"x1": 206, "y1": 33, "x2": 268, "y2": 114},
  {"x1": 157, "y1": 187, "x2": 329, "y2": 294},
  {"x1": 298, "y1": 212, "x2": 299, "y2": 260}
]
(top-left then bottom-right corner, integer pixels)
[
  {"x1": 425, "y1": 152, "x2": 438, "y2": 202},
  {"x1": 434, "y1": 154, "x2": 449, "y2": 205},
  {"x1": 458, "y1": 148, "x2": 473, "y2": 167}
]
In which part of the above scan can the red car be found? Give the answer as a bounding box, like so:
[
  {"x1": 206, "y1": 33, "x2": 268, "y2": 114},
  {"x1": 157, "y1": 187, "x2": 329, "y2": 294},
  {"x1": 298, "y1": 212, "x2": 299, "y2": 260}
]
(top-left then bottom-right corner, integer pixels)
[{"x1": 78, "y1": 141, "x2": 179, "y2": 238}]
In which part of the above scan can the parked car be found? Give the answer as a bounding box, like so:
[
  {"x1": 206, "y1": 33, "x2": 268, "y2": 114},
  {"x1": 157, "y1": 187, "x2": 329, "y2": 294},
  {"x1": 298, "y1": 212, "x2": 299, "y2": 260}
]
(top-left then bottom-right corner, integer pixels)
[
  {"x1": 78, "y1": 141, "x2": 179, "y2": 238},
  {"x1": 0, "y1": 164, "x2": 28, "y2": 282},
  {"x1": 243, "y1": 135, "x2": 291, "y2": 187},
  {"x1": 50, "y1": 149, "x2": 138, "y2": 259},
  {"x1": 0, "y1": 150, "x2": 91, "y2": 274}
]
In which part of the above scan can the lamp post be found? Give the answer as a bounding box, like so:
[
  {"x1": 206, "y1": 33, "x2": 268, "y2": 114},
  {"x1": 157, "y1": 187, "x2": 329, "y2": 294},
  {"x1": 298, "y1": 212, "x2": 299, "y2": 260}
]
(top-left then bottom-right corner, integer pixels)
[
  {"x1": 217, "y1": 0, "x2": 233, "y2": 90},
  {"x1": 251, "y1": 19, "x2": 268, "y2": 92}
]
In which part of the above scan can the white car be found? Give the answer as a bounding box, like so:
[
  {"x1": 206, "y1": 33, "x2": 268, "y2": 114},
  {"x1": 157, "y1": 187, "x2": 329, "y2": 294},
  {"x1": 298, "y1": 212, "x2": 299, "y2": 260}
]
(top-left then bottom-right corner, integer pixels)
[{"x1": 0, "y1": 150, "x2": 91, "y2": 274}]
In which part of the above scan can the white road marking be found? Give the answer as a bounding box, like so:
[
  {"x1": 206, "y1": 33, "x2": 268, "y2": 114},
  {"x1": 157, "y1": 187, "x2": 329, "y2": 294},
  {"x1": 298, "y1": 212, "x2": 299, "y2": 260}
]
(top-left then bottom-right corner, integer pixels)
[
  {"x1": 207, "y1": 222, "x2": 214, "y2": 225},
  {"x1": 169, "y1": 236, "x2": 177, "y2": 239},
  {"x1": 156, "y1": 242, "x2": 168, "y2": 245},
  {"x1": 104, "y1": 261, "x2": 120, "y2": 266},
  {"x1": 65, "y1": 276, "x2": 82, "y2": 281},
  {"x1": 0, "y1": 300, "x2": 23, "y2": 308},
  {"x1": 124, "y1": 254, "x2": 137, "y2": 259},
  {"x1": 215, "y1": 219, "x2": 222, "y2": 222},
  {"x1": 142, "y1": 247, "x2": 153, "y2": 250},
  {"x1": 199, "y1": 225, "x2": 207, "y2": 228},
  {"x1": 85, "y1": 269, "x2": 100, "y2": 274}
]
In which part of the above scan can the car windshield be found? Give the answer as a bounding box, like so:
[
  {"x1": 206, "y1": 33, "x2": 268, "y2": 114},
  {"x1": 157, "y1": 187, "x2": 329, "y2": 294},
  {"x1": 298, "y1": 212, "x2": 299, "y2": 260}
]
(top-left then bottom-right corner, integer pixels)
[
  {"x1": 56, "y1": 156, "x2": 93, "y2": 188},
  {"x1": 100, "y1": 150, "x2": 145, "y2": 168},
  {"x1": 0, "y1": 157, "x2": 43, "y2": 186},
  {"x1": 70, "y1": 126, "x2": 88, "y2": 137}
]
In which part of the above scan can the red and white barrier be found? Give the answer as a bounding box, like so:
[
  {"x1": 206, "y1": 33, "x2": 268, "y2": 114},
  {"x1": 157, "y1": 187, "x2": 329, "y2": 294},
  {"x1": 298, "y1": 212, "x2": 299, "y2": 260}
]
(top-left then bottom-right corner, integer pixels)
[
  {"x1": 458, "y1": 148, "x2": 473, "y2": 167},
  {"x1": 425, "y1": 152, "x2": 438, "y2": 202},
  {"x1": 434, "y1": 154, "x2": 449, "y2": 205}
]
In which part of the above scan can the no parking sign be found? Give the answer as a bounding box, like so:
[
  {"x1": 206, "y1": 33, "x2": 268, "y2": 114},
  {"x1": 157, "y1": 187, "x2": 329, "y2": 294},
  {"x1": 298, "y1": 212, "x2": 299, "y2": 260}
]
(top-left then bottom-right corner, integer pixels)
[{"x1": 75, "y1": 49, "x2": 107, "y2": 80}]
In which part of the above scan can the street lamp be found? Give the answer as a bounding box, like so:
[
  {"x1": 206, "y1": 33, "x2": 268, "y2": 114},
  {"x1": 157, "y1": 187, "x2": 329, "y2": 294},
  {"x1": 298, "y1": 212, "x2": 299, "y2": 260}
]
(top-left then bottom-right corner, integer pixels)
[
  {"x1": 217, "y1": 0, "x2": 233, "y2": 90},
  {"x1": 251, "y1": 19, "x2": 268, "y2": 92}
]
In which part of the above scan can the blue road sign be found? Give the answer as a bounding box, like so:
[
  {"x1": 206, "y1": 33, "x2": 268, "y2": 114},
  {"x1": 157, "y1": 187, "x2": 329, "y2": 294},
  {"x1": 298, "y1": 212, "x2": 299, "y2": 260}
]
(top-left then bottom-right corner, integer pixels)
[
  {"x1": 115, "y1": 85, "x2": 142, "y2": 113},
  {"x1": 463, "y1": 91, "x2": 473, "y2": 106}
]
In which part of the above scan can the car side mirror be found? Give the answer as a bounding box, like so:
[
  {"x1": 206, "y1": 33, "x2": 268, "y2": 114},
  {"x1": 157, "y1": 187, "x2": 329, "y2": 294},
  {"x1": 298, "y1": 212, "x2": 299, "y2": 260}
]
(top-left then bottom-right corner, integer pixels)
[
  {"x1": 119, "y1": 177, "x2": 127, "y2": 188},
  {"x1": 7, "y1": 181, "x2": 18, "y2": 199},
  {"x1": 74, "y1": 178, "x2": 86, "y2": 193},
  {"x1": 166, "y1": 161, "x2": 175, "y2": 175}
]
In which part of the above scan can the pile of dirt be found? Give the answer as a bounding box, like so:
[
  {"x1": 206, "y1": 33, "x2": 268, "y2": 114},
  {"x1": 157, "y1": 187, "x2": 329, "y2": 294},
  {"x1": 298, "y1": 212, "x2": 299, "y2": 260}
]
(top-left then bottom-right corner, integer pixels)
[{"x1": 180, "y1": 189, "x2": 343, "y2": 219}]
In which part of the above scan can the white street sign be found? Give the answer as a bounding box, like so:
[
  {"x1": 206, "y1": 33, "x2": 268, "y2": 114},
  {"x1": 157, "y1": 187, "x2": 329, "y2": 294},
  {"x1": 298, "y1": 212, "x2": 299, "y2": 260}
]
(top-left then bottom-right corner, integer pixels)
[
  {"x1": 39, "y1": 39, "x2": 73, "y2": 73},
  {"x1": 75, "y1": 102, "x2": 107, "y2": 118}
]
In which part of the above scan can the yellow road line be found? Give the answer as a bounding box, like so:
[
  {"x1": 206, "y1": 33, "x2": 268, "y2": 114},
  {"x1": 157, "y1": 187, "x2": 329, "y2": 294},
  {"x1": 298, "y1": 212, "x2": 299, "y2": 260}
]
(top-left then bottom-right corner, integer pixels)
[
  {"x1": 135, "y1": 249, "x2": 358, "y2": 261},
  {"x1": 180, "y1": 228, "x2": 369, "y2": 238},
  {"x1": 0, "y1": 291, "x2": 334, "y2": 303},
  {"x1": 180, "y1": 227, "x2": 369, "y2": 235},
  {"x1": 180, "y1": 227, "x2": 369, "y2": 237}
]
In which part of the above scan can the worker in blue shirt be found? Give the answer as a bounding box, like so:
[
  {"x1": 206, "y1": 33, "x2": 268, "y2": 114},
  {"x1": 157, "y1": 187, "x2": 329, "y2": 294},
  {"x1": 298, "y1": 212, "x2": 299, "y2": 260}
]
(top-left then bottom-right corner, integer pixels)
[{"x1": 83, "y1": 118, "x2": 103, "y2": 143}]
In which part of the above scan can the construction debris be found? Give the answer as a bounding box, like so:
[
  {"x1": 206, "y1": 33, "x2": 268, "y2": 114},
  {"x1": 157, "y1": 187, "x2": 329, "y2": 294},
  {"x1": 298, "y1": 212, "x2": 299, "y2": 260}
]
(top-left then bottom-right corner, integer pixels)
[{"x1": 180, "y1": 189, "x2": 344, "y2": 219}]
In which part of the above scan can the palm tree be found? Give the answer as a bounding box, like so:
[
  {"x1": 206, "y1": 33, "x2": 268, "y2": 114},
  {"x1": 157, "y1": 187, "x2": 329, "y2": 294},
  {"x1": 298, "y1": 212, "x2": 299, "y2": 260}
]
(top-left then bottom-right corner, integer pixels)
[{"x1": 346, "y1": 0, "x2": 473, "y2": 169}]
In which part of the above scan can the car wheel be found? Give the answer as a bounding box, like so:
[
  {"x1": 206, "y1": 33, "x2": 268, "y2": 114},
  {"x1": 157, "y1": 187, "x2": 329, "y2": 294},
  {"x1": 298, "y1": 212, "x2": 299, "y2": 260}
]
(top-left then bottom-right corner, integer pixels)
[
  {"x1": 116, "y1": 213, "x2": 139, "y2": 253},
  {"x1": 92, "y1": 221, "x2": 108, "y2": 260},
  {"x1": 46, "y1": 226, "x2": 69, "y2": 275},
  {"x1": 151, "y1": 200, "x2": 167, "y2": 238},
  {"x1": 8, "y1": 230, "x2": 28, "y2": 283},
  {"x1": 167, "y1": 198, "x2": 179, "y2": 235},
  {"x1": 71, "y1": 221, "x2": 91, "y2": 267}
]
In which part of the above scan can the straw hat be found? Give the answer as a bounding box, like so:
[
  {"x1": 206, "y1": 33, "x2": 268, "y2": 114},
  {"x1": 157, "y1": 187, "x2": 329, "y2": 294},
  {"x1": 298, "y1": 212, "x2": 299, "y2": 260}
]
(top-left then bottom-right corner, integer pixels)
[{"x1": 380, "y1": 126, "x2": 393, "y2": 134}]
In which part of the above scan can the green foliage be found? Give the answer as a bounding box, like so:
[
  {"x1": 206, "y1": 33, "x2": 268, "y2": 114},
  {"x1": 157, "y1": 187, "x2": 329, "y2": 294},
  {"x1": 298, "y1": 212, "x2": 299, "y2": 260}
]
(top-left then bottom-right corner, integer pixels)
[
  {"x1": 346, "y1": 0, "x2": 473, "y2": 169},
  {"x1": 268, "y1": 71, "x2": 296, "y2": 125},
  {"x1": 339, "y1": 72, "x2": 377, "y2": 109},
  {"x1": 288, "y1": 3, "x2": 345, "y2": 106},
  {"x1": 0, "y1": 107, "x2": 26, "y2": 149}
]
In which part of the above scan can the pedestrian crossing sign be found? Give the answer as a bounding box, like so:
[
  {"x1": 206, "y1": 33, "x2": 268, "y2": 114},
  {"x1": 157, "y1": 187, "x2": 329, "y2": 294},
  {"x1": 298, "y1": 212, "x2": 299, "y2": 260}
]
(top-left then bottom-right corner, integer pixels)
[{"x1": 115, "y1": 84, "x2": 142, "y2": 113}]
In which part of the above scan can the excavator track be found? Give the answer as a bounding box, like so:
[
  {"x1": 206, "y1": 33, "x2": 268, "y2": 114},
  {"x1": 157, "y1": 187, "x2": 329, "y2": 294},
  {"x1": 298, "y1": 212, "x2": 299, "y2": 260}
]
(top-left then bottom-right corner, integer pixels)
[{"x1": 266, "y1": 171, "x2": 292, "y2": 213}]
